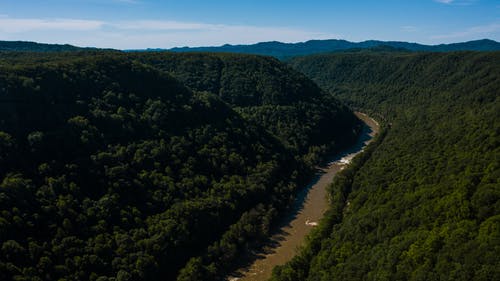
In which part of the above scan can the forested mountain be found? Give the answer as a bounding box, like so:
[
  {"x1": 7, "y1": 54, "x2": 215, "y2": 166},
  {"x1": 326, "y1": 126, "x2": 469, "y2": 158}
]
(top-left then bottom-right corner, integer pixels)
[
  {"x1": 272, "y1": 51, "x2": 500, "y2": 280},
  {"x1": 169, "y1": 39, "x2": 500, "y2": 59},
  {"x1": 0, "y1": 41, "x2": 89, "y2": 52},
  {"x1": 0, "y1": 52, "x2": 360, "y2": 280},
  {"x1": 131, "y1": 52, "x2": 360, "y2": 159}
]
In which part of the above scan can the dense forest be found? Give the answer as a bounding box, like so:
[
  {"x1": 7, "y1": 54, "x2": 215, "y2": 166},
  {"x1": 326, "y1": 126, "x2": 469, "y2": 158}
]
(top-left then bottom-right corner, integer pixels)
[
  {"x1": 0, "y1": 52, "x2": 360, "y2": 280},
  {"x1": 271, "y1": 51, "x2": 500, "y2": 280},
  {"x1": 131, "y1": 52, "x2": 360, "y2": 159}
]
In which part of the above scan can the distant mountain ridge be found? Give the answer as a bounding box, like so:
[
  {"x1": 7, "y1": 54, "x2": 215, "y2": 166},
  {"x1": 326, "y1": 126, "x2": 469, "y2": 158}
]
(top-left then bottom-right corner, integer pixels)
[
  {"x1": 169, "y1": 39, "x2": 500, "y2": 59},
  {"x1": 2, "y1": 38, "x2": 499, "y2": 58},
  {"x1": 0, "y1": 40, "x2": 109, "y2": 52}
]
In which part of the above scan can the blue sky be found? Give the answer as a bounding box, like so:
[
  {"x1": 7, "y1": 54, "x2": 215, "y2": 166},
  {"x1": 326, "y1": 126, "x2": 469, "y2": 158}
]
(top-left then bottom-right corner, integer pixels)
[{"x1": 0, "y1": 0, "x2": 498, "y2": 49}]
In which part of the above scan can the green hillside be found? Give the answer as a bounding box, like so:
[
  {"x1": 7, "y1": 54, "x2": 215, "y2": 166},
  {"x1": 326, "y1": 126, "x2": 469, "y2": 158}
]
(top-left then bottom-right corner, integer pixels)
[
  {"x1": 0, "y1": 52, "x2": 360, "y2": 280},
  {"x1": 132, "y1": 52, "x2": 360, "y2": 159},
  {"x1": 272, "y1": 51, "x2": 500, "y2": 281}
]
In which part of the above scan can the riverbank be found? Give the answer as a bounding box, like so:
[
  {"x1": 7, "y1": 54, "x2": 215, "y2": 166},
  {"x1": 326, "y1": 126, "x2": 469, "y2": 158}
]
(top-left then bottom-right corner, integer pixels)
[{"x1": 227, "y1": 112, "x2": 379, "y2": 281}]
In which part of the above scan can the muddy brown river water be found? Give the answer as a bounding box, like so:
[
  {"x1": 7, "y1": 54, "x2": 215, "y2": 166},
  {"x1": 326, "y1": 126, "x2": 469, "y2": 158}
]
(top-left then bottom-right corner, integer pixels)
[{"x1": 227, "y1": 112, "x2": 379, "y2": 281}]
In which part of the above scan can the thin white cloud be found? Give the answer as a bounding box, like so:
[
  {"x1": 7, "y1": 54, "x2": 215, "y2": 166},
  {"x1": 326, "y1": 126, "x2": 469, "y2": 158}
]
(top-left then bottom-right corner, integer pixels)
[
  {"x1": 434, "y1": 0, "x2": 477, "y2": 5},
  {"x1": 0, "y1": 18, "x2": 104, "y2": 33},
  {"x1": 104, "y1": 23, "x2": 337, "y2": 49},
  {"x1": 112, "y1": 20, "x2": 214, "y2": 31},
  {"x1": 401, "y1": 26, "x2": 418, "y2": 32},
  {"x1": 0, "y1": 16, "x2": 337, "y2": 49},
  {"x1": 113, "y1": 0, "x2": 139, "y2": 3},
  {"x1": 431, "y1": 23, "x2": 500, "y2": 39}
]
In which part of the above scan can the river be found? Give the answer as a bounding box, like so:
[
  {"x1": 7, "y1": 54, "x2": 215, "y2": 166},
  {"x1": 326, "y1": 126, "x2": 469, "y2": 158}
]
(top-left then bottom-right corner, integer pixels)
[{"x1": 227, "y1": 112, "x2": 379, "y2": 281}]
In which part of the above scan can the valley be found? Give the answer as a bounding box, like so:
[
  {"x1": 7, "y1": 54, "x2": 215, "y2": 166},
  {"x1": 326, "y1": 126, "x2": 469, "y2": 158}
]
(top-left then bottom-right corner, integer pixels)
[
  {"x1": 229, "y1": 112, "x2": 379, "y2": 281},
  {"x1": 0, "y1": 41, "x2": 498, "y2": 281}
]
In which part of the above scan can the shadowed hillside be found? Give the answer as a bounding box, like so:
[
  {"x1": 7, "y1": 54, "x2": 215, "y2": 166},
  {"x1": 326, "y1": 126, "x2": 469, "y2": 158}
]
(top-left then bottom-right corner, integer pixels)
[
  {"x1": 133, "y1": 52, "x2": 361, "y2": 159},
  {"x1": 0, "y1": 52, "x2": 361, "y2": 281}
]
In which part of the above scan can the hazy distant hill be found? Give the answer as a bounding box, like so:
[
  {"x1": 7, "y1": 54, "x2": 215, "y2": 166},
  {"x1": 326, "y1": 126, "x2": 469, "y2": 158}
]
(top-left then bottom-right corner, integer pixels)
[
  {"x1": 169, "y1": 39, "x2": 500, "y2": 59},
  {"x1": 4, "y1": 39, "x2": 499, "y2": 58},
  {"x1": 0, "y1": 41, "x2": 97, "y2": 52}
]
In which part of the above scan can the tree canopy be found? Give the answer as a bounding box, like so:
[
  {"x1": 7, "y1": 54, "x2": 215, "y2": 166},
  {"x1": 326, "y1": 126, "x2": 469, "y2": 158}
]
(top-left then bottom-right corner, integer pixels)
[
  {"x1": 0, "y1": 52, "x2": 360, "y2": 280},
  {"x1": 271, "y1": 51, "x2": 500, "y2": 281}
]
